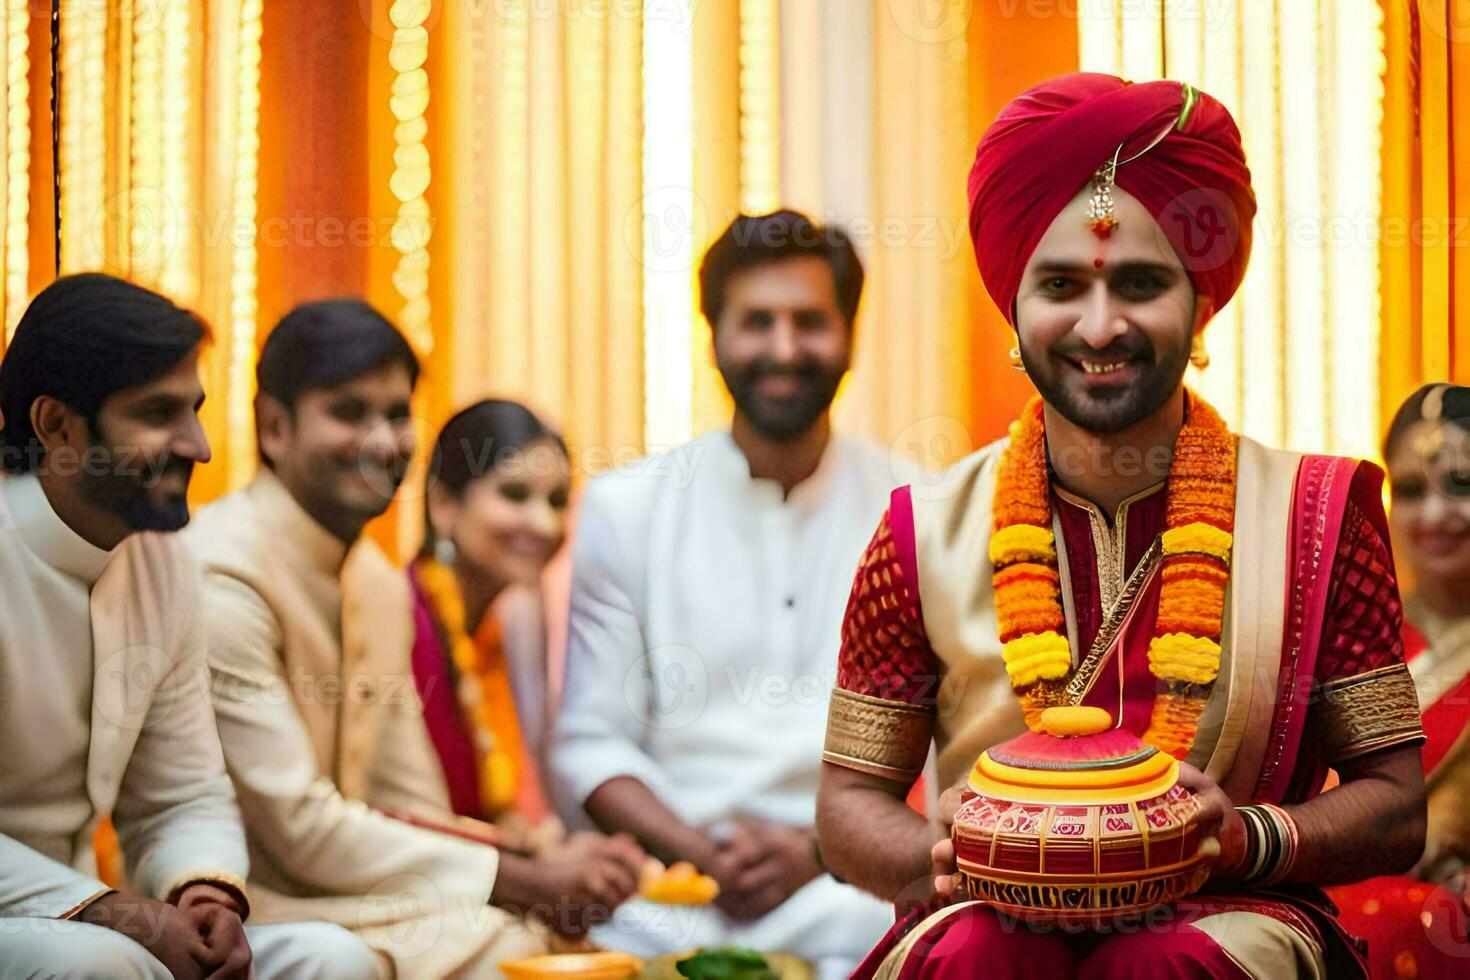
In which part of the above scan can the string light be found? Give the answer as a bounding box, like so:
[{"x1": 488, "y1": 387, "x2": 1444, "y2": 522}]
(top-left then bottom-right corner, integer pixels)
[
  {"x1": 4, "y1": 0, "x2": 29, "y2": 337},
  {"x1": 738, "y1": 0, "x2": 779, "y2": 215},
  {"x1": 130, "y1": 4, "x2": 165, "y2": 282},
  {"x1": 226, "y1": 0, "x2": 263, "y2": 490},
  {"x1": 59, "y1": 2, "x2": 106, "y2": 272},
  {"x1": 641, "y1": 0, "x2": 694, "y2": 450},
  {"x1": 160, "y1": 0, "x2": 194, "y2": 303},
  {"x1": 388, "y1": 0, "x2": 433, "y2": 355}
]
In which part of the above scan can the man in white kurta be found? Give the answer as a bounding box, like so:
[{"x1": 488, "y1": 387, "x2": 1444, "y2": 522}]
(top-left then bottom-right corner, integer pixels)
[
  {"x1": 551, "y1": 211, "x2": 904, "y2": 975},
  {"x1": 0, "y1": 475, "x2": 377, "y2": 980}
]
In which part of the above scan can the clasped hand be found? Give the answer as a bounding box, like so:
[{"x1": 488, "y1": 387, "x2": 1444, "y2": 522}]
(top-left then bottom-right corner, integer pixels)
[
  {"x1": 79, "y1": 883, "x2": 250, "y2": 980},
  {"x1": 707, "y1": 819, "x2": 821, "y2": 921}
]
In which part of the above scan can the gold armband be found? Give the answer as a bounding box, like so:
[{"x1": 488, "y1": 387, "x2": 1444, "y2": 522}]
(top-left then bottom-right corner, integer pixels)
[
  {"x1": 822, "y1": 687, "x2": 934, "y2": 782},
  {"x1": 1316, "y1": 662, "x2": 1426, "y2": 762}
]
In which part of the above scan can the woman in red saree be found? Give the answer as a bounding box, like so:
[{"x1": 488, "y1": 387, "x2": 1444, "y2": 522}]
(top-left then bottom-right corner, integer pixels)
[
  {"x1": 1331, "y1": 384, "x2": 1470, "y2": 979},
  {"x1": 407, "y1": 399, "x2": 571, "y2": 851}
]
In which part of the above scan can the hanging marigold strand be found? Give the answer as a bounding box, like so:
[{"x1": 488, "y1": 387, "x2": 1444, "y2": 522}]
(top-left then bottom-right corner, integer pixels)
[{"x1": 416, "y1": 558, "x2": 525, "y2": 814}]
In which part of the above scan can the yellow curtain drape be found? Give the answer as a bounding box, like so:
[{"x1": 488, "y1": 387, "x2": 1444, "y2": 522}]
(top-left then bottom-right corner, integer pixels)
[
  {"x1": 36, "y1": 2, "x2": 1453, "y2": 518},
  {"x1": 714, "y1": 2, "x2": 1078, "y2": 460},
  {"x1": 431, "y1": 0, "x2": 644, "y2": 478},
  {"x1": 848, "y1": 0, "x2": 975, "y2": 460},
  {"x1": 0, "y1": 1, "x2": 263, "y2": 504},
  {"x1": 1379, "y1": 0, "x2": 1470, "y2": 426},
  {"x1": 1080, "y1": 0, "x2": 1385, "y2": 462},
  {"x1": 0, "y1": 0, "x2": 31, "y2": 340}
]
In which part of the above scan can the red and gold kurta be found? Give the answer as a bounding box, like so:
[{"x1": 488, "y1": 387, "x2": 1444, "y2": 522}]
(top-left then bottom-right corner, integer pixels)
[{"x1": 823, "y1": 433, "x2": 1426, "y2": 979}]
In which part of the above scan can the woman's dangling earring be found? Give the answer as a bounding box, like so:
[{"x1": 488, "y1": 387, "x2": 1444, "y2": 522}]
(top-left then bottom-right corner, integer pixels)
[
  {"x1": 434, "y1": 534, "x2": 457, "y2": 567},
  {"x1": 1189, "y1": 335, "x2": 1210, "y2": 370},
  {"x1": 1008, "y1": 345, "x2": 1027, "y2": 373}
]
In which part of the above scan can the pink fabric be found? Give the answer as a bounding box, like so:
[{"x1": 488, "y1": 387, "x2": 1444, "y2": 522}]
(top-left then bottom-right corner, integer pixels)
[
  {"x1": 1421, "y1": 674, "x2": 1470, "y2": 775},
  {"x1": 967, "y1": 72, "x2": 1256, "y2": 324},
  {"x1": 835, "y1": 501, "x2": 938, "y2": 705},
  {"x1": 407, "y1": 566, "x2": 483, "y2": 818},
  {"x1": 1254, "y1": 456, "x2": 1369, "y2": 804},
  {"x1": 857, "y1": 904, "x2": 1250, "y2": 979},
  {"x1": 1328, "y1": 623, "x2": 1470, "y2": 979},
  {"x1": 890, "y1": 484, "x2": 921, "y2": 615},
  {"x1": 1404, "y1": 620, "x2": 1470, "y2": 774},
  {"x1": 1076, "y1": 923, "x2": 1250, "y2": 979},
  {"x1": 1330, "y1": 877, "x2": 1470, "y2": 979}
]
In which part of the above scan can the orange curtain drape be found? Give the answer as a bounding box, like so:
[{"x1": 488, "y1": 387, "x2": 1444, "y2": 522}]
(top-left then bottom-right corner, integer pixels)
[
  {"x1": 1380, "y1": 0, "x2": 1470, "y2": 428},
  {"x1": 963, "y1": 5, "x2": 1079, "y2": 447}
]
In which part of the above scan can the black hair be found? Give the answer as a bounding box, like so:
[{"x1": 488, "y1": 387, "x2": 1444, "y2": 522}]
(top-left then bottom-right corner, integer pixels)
[
  {"x1": 420, "y1": 399, "x2": 567, "y2": 559},
  {"x1": 257, "y1": 298, "x2": 419, "y2": 409},
  {"x1": 1384, "y1": 384, "x2": 1470, "y2": 460},
  {"x1": 0, "y1": 273, "x2": 207, "y2": 474},
  {"x1": 254, "y1": 299, "x2": 419, "y2": 464},
  {"x1": 698, "y1": 209, "x2": 864, "y2": 330}
]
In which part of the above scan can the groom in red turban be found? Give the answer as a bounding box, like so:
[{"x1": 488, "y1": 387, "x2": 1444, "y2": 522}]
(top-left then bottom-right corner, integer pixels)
[
  {"x1": 969, "y1": 72, "x2": 1255, "y2": 328},
  {"x1": 815, "y1": 73, "x2": 1426, "y2": 978}
]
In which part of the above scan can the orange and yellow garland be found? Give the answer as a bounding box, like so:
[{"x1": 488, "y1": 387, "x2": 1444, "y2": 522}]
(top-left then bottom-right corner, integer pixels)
[
  {"x1": 990, "y1": 390, "x2": 1237, "y2": 758},
  {"x1": 415, "y1": 557, "x2": 526, "y2": 816}
]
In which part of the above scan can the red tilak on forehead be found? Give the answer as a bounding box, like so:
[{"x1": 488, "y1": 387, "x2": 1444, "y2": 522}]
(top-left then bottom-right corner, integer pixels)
[{"x1": 1093, "y1": 257, "x2": 1105, "y2": 269}]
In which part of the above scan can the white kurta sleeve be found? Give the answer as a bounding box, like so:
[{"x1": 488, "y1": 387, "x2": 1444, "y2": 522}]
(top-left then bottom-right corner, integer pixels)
[
  {"x1": 551, "y1": 478, "x2": 676, "y2": 809},
  {"x1": 0, "y1": 835, "x2": 109, "y2": 918},
  {"x1": 200, "y1": 570, "x2": 500, "y2": 904},
  {"x1": 109, "y1": 566, "x2": 251, "y2": 906}
]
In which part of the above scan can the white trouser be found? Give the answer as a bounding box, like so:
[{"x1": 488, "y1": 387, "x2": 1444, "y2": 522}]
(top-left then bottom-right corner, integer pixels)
[{"x1": 0, "y1": 917, "x2": 384, "y2": 979}]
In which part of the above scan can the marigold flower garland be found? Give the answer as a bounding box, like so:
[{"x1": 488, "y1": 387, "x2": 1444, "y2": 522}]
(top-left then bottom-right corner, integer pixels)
[
  {"x1": 990, "y1": 390, "x2": 1237, "y2": 758},
  {"x1": 415, "y1": 557, "x2": 525, "y2": 815}
]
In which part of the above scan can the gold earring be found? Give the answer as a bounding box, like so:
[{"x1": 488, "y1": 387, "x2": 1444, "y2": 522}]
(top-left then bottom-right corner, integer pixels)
[
  {"x1": 1008, "y1": 345, "x2": 1027, "y2": 373},
  {"x1": 1189, "y1": 335, "x2": 1210, "y2": 370}
]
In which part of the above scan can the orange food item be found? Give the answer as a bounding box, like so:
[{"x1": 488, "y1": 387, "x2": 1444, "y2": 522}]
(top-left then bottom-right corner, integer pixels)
[
  {"x1": 638, "y1": 859, "x2": 720, "y2": 905},
  {"x1": 500, "y1": 952, "x2": 643, "y2": 980}
]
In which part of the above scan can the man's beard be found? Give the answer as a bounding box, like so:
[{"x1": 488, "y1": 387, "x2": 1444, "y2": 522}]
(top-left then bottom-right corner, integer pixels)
[
  {"x1": 718, "y1": 356, "x2": 846, "y2": 442},
  {"x1": 1020, "y1": 327, "x2": 1192, "y2": 435},
  {"x1": 79, "y1": 449, "x2": 194, "y2": 533}
]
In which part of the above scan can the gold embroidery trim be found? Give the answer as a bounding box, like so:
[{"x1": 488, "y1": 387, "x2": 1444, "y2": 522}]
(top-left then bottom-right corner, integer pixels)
[
  {"x1": 823, "y1": 687, "x2": 934, "y2": 782},
  {"x1": 1317, "y1": 662, "x2": 1426, "y2": 762},
  {"x1": 1065, "y1": 537, "x2": 1162, "y2": 702},
  {"x1": 1054, "y1": 481, "x2": 1165, "y2": 619},
  {"x1": 58, "y1": 887, "x2": 115, "y2": 921}
]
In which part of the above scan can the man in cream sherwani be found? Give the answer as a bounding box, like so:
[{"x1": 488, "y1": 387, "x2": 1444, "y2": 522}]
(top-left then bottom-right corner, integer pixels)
[
  {"x1": 185, "y1": 300, "x2": 645, "y2": 979},
  {"x1": 0, "y1": 274, "x2": 376, "y2": 979}
]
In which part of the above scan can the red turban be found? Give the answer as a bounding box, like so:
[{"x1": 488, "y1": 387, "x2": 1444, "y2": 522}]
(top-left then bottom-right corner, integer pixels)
[{"x1": 968, "y1": 72, "x2": 1256, "y2": 325}]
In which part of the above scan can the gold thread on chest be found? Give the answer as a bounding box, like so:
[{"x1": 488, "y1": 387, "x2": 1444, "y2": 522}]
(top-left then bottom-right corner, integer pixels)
[
  {"x1": 1055, "y1": 482, "x2": 1164, "y2": 622},
  {"x1": 1065, "y1": 539, "x2": 1163, "y2": 703},
  {"x1": 1050, "y1": 484, "x2": 1165, "y2": 705}
]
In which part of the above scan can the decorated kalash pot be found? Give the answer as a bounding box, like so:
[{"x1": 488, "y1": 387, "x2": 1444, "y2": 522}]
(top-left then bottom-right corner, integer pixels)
[{"x1": 951, "y1": 705, "x2": 1212, "y2": 927}]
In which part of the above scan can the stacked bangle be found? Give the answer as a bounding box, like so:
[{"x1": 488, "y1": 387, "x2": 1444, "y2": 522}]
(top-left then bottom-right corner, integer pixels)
[{"x1": 1235, "y1": 803, "x2": 1299, "y2": 888}]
